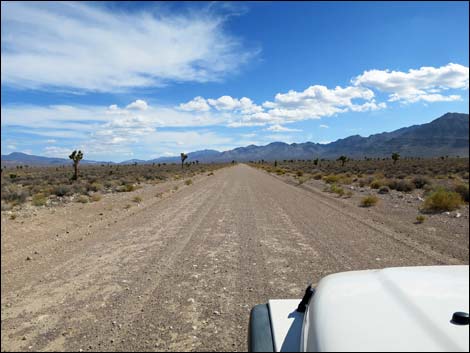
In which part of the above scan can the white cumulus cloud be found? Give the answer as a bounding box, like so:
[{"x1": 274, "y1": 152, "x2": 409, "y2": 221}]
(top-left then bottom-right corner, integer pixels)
[
  {"x1": 352, "y1": 63, "x2": 469, "y2": 103},
  {"x1": 179, "y1": 96, "x2": 211, "y2": 112},
  {"x1": 265, "y1": 124, "x2": 301, "y2": 132},
  {"x1": 126, "y1": 100, "x2": 148, "y2": 111},
  {"x1": 1, "y1": 2, "x2": 257, "y2": 92}
]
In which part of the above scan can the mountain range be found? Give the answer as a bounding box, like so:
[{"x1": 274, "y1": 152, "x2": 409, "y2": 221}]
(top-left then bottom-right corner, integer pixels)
[{"x1": 2, "y1": 112, "x2": 468, "y2": 166}]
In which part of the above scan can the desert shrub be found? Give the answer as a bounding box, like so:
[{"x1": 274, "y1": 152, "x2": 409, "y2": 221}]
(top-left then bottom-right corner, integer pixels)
[
  {"x1": 453, "y1": 183, "x2": 469, "y2": 202},
  {"x1": 416, "y1": 215, "x2": 426, "y2": 224},
  {"x1": 298, "y1": 176, "x2": 309, "y2": 185},
  {"x1": 90, "y1": 193, "x2": 102, "y2": 202},
  {"x1": 378, "y1": 186, "x2": 390, "y2": 194},
  {"x1": 104, "y1": 180, "x2": 115, "y2": 188},
  {"x1": 312, "y1": 173, "x2": 323, "y2": 180},
  {"x1": 71, "y1": 183, "x2": 87, "y2": 195},
  {"x1": 89, "y1": 182, "x2": 104, "y2": 192},
  {"x1": 330, "y1": 184, "x2": 345, "y2": 196},
  {"x1": 422, "y1": 188, "x2": 463, "y2": 212},
  {"x1": 358, "y1": 176, "x2": 373, "y2": 187},
  {"x1": 2, "y1": 184, "x2": 29, "y2": 204},
  {"x1": 207, "y1": 172, "x2": 214, "y2": 176},
  {"x1": 53, "y1": 184, "x2": 72, "y2": 197},
  {"x1": 360, "y1": 195, "x2": 379, "y2": 207},
  {"x1": 388, "y1": 179, "x2": 415, "y2": 192},
  {"x1": 76, "y1": 195, "x2": 89, "y2": 203},
  {"x1": 323, "y1": 175, "x2": 340, "y2": 184},
  {"x1": 344, "y1": 190, "x2": 353, "y2": 198},
  {"x1": 412, "y1": 176, "x2": 431, "y2": 189},
  {"x1": 370, "y1": 179, "x2": 383, "y2": 189},
  {"x1": 276, "y1": 169, "x2": 285, "y2": 175},
  {"x1": 10, "y1": 213, "x2": 17, "y2": 220},
  {"x1": 1, "y1": 201, "x2": 13, "y2": 211},
  {"x1": 132, "y1": 196, "x2": 143, "y2": 203},
  {"x1": 117, "y1": 184, "x2": 136, "y2": 192},
  {"x1": 32, "y1": 193, "x2": 47, "y2": 206},
  {"x1": 185, "y1": 179, "x2": 193, "y2": 186},
  {"x1": 296, "y1": 171, "x2": 304, "y2": 177}
]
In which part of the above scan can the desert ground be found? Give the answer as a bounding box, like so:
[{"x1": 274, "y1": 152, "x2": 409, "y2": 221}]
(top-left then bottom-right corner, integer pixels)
[{"x1": 1, "y1": 164, "x2": 468, "y2": 352}]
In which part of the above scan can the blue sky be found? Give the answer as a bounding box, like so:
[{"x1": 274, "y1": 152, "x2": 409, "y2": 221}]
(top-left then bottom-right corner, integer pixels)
[{"x1": 1, "y1": 1, "x2": 469, "y2": 162}]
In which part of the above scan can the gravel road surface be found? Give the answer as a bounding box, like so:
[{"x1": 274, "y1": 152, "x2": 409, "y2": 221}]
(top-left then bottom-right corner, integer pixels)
[{"x1": 1, "y1": 164, "x2": 467, "y2": 351}]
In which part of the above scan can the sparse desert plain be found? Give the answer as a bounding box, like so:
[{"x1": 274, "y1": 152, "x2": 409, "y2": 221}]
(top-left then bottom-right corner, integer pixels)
[{"x1": 1, "y1": 162, "x2": 468, "y2": 351}]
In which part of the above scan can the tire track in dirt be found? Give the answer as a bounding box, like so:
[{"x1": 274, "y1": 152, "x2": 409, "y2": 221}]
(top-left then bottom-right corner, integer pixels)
[{"x1": 1, "y1": 164, "x2": 465, "y2": 352}]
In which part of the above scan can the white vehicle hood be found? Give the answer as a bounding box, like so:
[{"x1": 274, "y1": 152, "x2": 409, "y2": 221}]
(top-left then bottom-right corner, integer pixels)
[{"x1": 301, "y1": 265, "x2": 469, "y2": 352}]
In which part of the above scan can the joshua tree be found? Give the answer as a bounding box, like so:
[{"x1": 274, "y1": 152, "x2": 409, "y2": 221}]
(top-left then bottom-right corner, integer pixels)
[
  {"x1": 274, "y1": 160, "x2": 278, "y2": 167},
  {"x1": 337, "y1": 155, "x2": 348, "y2": 167},
  {"x1": 392, "y1": 152, "x2": 400, "y2": 164},
  {"x1": 180, "y1": 153, "x2": 188, "y2": 168},
  {"x1": 69, "y1": 150, "x2": 83, "y2": 180},
  {"x1": 313, "y1": 158, "x2": 319, "y2": 166}
]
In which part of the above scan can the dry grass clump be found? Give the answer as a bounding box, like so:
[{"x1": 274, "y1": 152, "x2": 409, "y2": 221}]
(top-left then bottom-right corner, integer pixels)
[
  {"x1": 32, "y1": 193, "x2": 47, "y2": 206},
  {"x1": 76, "y1": 195, "x2": 89, "y2": 203},
  {"x1": 415, "y1": 215, "x2": 426, "y2": 224},
  {"x1": 90, "y1": 193, "x2": 102, "y2": 202},
  {"x1": 323, "y1": 174, "x2": 341, "y2": 184},
  {"x1": 360, "y1": 195, "x2": 379, "y2": 207},
  {"x1": 132, "y1": 196, "x2": 143, "y2": 203},
  {"x1": 117, "y1": 183, "x2": 137, "y2": 193},
  {"x1": 185, "y1": 179, "x2": 193, "y2": 186},
  {"x1": 422, "y1": 188, "x2": 463, "y2": 212},
  {"x1": 330, "y1": 184, "x2": 345, "y2": 197}
]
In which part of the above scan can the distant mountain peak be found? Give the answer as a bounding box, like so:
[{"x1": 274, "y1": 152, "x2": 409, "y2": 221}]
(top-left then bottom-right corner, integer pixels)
[{"x1": 2, "y1": 112, "x2": 468, "y2": 166}]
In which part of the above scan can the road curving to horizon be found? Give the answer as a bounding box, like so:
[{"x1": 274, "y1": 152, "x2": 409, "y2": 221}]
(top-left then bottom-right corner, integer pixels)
[{"x1": 1, "y1": 163, "x2": 467, "y2": 352}]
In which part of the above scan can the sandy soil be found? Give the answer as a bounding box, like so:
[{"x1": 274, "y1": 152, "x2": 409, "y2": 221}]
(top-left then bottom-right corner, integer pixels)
[{"x1": 1, "y1": 164, "x2": 468, "y2": 352}]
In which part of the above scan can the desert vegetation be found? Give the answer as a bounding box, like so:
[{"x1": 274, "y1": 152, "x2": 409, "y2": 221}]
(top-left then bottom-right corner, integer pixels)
[
  {"x1": 1, "y1": 160, "x2": 224, "y2": 210},
  {"x1": 250, "y1": 156, "x2": 469, "y2": 214}
]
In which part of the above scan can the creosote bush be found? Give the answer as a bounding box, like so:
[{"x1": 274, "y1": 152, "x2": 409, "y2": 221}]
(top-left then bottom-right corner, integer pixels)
[
  {"x1": 378, "y1": 186, "x2": 390, "y2": 194},
  {"x1": 453, "y1": 183, "x2": 469, "y2": 202},
  {"x1": 53, "y1": 184, "x2": 72, "y2": 197},
  {"x1": 412, "y1": 176, "x2": 431, "y2": 189},
  {"x1": 360, "y1": 195, "x2": 379, "y2": 207},
  {"x1": 422, "y1": 188, "x2": 463, "y2": 212}
]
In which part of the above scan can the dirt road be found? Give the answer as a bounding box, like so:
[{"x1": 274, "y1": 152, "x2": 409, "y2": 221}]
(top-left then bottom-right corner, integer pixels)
[{"x1": 1, "y1": 164, "x2": 468, "y2": 351}]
